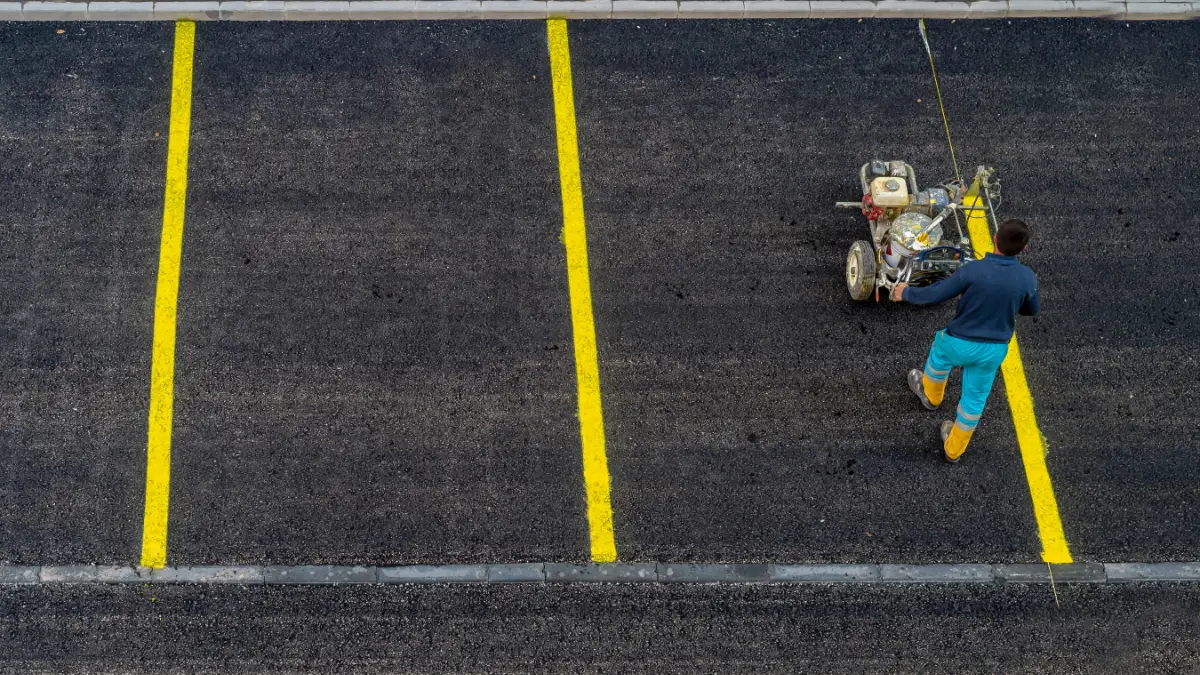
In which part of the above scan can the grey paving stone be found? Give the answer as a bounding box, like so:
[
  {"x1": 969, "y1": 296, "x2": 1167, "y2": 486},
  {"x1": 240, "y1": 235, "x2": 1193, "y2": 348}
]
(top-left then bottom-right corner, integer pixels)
[
  {"x1": 659, "y1": 563, "x2": 769, "y2": 583},
  {"x1": 1007, "y1": 0, "x2": 1076, "y2": 16},
  {"x1": 487, "y1": 563, "x2": 545, "y2": 583},
  {"x1": 741, "y1": 0, "x2": 808, "y2": 17},
  {"x1": 808, "y1": 0, "x2": 875, "y2": 17},
  {"x1": 478, "y1": 0, "x2": 546, "y2": 17},
  {"x1": 544, "y1": 563, "x2": 659, "y2": 582},
  {"x1": 264, "y1": 565, "x2": 378, "y2": 585},
  {"x1": 677, "y1": 0, "x2": 744, "y2": 17},
  {"x1": 377, "y1": 565, "x2": 488, "y2": 584},
  {"x1": 1106, "y1": 563, "x2": 1200, "y2": 582},
  {"x1": 1124, "y1": 1, "x2": 1196, "y2": 17},
  {"x1": 348, "y1": 0, "x2": 414, "y2": 18},
  {"x1": 153, "y1": 1, "x2": 221, "y2": 19},
  {"x1": 1071, "y1": 0, "x2": 1124, "y2": 16},
  {"x1": 769, "y1": 564, "x2": 881, "y2": 582},
  {"x1": 40, "y1": 566, "x2": 150, "y2": 584},
  {"x1": 219, "y1": 0, "x2": 287, "y2": 19},
  {"x1": 149, "y1": 566, "x2": 266, "y2": 584},
  {"x1": 995, "y1": 563, "x2": 1106, "y2": 584},
  {"x1": 284, "y1": 0, "x2": 350, "y2": 18},
  {"x1": 547, "y1": 0, "x2": 612, "y2": 17},
  {"x1": 22, "y1": 1, "x2": 89, "y2": 19},
  {"x1": 410, "y1": 0, "x2": 481, "y2": 17},
  {"x1": 879, "y1": 564, "x2": 994, "y2": 583},
  {"x1": 0, "y1": 566, "x2": 40, "y2": 585},
  {"x1": 0, "y1": 0, "x2": 1164, "y2": 21},
  {"x1": 967, "y1": 0, "x2": 1009, "y2": 16},
  {"x1": 874, "y1": 0, "x2": 969, "y2": 17},
  {"x1": 87, "y1": 1, "x2": 155, "y2": 18}
]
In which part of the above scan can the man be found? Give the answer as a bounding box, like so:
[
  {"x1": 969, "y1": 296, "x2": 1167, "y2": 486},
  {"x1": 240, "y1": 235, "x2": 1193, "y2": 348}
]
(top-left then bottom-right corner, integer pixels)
[{"x1": 891, "y1": 219, "x2": 1039, "y2": 463}]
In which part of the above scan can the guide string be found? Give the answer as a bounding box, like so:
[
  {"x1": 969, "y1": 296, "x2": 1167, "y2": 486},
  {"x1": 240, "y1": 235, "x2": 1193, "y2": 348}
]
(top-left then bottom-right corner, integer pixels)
[{"x1": 919, "y1": 19, "x2": 964, "y2": 189}]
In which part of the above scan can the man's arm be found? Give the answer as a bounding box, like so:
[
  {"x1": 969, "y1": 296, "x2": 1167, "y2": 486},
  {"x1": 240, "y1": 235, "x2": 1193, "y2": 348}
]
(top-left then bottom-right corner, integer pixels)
[
  {"x1": 1019, "y1": 285, "x2": 1040, "y2": 316},
  {"x1": 896, "y1": 267, "x2": 969, "y2": 305}
]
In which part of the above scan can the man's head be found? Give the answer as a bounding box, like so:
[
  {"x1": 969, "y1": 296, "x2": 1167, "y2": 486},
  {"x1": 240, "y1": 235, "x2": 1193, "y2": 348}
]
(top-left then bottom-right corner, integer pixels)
[{"x1": 994, "y1": 219, "x2": 1031, "y2": 256}]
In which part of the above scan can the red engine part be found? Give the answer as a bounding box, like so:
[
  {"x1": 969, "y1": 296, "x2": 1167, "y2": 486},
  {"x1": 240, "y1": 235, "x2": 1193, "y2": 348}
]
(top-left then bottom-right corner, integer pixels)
[{"x1": 861, "y1": 194, "x2": 883, "y2": 221}]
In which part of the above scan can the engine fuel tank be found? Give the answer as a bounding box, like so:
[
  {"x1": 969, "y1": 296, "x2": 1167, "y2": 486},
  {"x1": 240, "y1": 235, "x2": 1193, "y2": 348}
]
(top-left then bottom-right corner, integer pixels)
[{"x1": 870, "y1": 176, "x2": 909, "y2": 207}]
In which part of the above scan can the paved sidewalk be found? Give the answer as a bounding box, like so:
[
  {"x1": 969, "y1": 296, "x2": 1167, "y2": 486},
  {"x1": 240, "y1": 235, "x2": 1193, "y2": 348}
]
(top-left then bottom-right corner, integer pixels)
[{"x1": 4, "y1": 0, "x2": 1198, "y2": 21}]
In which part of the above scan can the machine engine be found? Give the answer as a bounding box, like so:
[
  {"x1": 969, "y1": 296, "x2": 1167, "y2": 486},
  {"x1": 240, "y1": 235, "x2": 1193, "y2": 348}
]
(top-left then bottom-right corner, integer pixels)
[
  {"x1": 862, "y1": 161, "x2": 955, "y2": 245},
  {"x1": 858, "y1": 160, "x2": 963, "y2": 289},
  {"x1": 838, "y1": 160, "x2": 989, "y2": 302}
]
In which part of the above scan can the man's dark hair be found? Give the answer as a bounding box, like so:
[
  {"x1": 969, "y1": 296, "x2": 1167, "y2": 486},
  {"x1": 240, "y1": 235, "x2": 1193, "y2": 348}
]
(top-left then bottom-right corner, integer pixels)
[{"x1": 996, "y1": 219, "x2": 1030, "y2": 256}]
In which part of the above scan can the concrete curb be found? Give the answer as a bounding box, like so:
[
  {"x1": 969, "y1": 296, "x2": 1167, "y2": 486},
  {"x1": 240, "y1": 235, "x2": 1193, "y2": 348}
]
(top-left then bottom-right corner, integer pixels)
[
  {"x1": 263, "y1": 565, "x2": 378, "y2": 584},
  {"x1": 0, "y1": 0, "x2": 1192, "y2": 20},
  {"x1": 149, "y1": 565, "x2": 266, "y2": 583},
  {"x1": 486, "y1": 563, "x2": 546, "y2": 582},
  {"x1": 770, "y1": 563, "x2": 881, "y2": 581},
  {"x1": 6, "y1": 562, "x2": 1200, "y2": 585},
  {"x1": 545, "y1": 562, "x2": 659, "y2": 581},
  {"x1": 548, "y1": 0, "x2": 611, "y2": 17},
  {"x1": 660, "y1": 563, "x2": 771, "y2": 582},
  {"x1": 39, "y1": 565, "x2": 152, "y2": 583},
  {"x1": 0, "y1": 566, "x2": 41, "y2": 585},
  {"x1": 995, "y1": 562, "x2": 1107, "y2": 583},
  {"x1": 1105, "y1": 562, "x2": 1200, "y2": 582},
  {"x1": 879, "y1": 563, "x2": 994, "y2": 582},
  {"x1": 378, "y1": 564, "x2": 488, "y2": 583}
]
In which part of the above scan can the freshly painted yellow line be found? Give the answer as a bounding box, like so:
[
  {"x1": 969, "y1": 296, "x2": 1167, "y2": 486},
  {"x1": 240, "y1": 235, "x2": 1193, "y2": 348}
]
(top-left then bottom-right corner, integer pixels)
[
  {"x1": 546, "y1": 19, "x2": 617, "y2": 563},
  {"x1": 964, "y1": 195, "x2": 1072, "y2": 564},
  {"x1": 141, "y1": 20, "x2": 196, "y2": 569}
]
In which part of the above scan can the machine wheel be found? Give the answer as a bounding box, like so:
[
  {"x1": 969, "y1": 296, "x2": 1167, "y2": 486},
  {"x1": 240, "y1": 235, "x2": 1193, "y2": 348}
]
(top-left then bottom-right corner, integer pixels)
[{"x1": 845, "y1": 240, "x2": 877, "y2": 302}]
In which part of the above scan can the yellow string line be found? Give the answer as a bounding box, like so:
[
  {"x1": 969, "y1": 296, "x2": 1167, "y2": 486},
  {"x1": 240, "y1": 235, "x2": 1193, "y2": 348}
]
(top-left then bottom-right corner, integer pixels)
[{"x1": 920, "y1": 19, "x2": 963, "y2": 187}]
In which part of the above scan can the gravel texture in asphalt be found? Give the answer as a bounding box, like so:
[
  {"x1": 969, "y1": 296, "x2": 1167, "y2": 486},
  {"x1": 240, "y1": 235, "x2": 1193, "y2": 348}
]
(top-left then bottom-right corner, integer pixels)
[
  {"x1": 3, "y1": 582, "x2": 1200, "y2": 673},
  {"x1": 0, "y1": 20, "x2": 1195, "y2": 569}
]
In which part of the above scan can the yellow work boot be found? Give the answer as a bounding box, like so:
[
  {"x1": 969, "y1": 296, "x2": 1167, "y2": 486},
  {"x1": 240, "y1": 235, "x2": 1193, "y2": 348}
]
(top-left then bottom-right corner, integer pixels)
[
  {"x1": 940, "y1": 421, "x2": 972, "y2": 463},
  {"x1": 939, "y1": 422, "x2": 958, "y2": 463},
  {"x1": 907, "y1": 369, "x2": 939, "y2": 410}
]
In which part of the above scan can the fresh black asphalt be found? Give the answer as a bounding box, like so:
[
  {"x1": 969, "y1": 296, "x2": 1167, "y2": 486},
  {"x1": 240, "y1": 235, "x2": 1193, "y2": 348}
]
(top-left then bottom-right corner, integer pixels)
[
  {"x1": 0, "y1": 23, "x2": 172, "y2": 564},
  {"x1": 3, "y1": 582, "x2": 1200, "y2": 673},
  {"x1": 574, "y1": 19, "x2": 1038, "y2": 563},
  {"x1": 570, "y1": 19, "x2": 1200, "y2": 563},
  {"x1": 938, "y1": 20, "x2": 1200, "y2": 561},
  {"x1": 0, "y1": 19, "x2": 1196, "y2": 570},
  {"x1": 0, "y1": 16, "x2": 1198, "y2": 674},
  {"x1": 170, "y1": 22, "x2": 587, "y2": 564}
]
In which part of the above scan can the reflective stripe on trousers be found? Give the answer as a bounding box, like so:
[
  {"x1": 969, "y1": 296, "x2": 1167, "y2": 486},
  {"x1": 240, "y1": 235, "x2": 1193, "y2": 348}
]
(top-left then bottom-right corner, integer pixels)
[{"x1": 921, "y1": 330, "x2": 1009, "y2": 459}]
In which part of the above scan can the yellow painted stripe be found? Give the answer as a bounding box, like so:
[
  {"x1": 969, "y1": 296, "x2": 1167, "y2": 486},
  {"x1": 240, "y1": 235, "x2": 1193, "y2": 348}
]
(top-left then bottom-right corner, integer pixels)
[
  {"x1": 546, "y1": 19, "x2": 617, "y2": 563},
  {"x1": 140, "y1": 20, "x2": 196, "y2": 569},
  {"x1": 963, "y1": 195, "x2": 1072, "y2": 564}
]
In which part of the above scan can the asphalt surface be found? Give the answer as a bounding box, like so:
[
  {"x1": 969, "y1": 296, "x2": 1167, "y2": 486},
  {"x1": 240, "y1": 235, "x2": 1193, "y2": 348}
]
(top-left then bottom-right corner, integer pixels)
[
  {"x1": 0, "y1": 7, "x2": 1196, "y2": 598},
  {"x1": 1, "y1": 16, "x2": 1198, "y2": 674},
  {"x1": 940, "y1": 21, "x2": 1200, "y2": 562},
  {"x1": 1, "y1": 582, "x2": 1198, "y2": 673},
  {"x1": 574, "y1": 19, "x2": 1037, "y2": 563},
  {"x1": 0, "y1": 23, "x2": 172, "y2": 564},
  {"x1": 170, "y1": 22, "x2": 587, "y2": 564},
  {"x1": 569, "y1": 19, "x2": 1200, "y2": 563}
]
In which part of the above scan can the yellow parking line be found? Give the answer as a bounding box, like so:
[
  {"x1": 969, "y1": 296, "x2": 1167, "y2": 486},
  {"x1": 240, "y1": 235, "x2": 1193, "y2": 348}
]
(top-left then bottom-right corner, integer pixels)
[
  {"x1": 546, "y1": 19, "x2": 617, "y2": 563},
  {"x1": 140, "y1": 20, "x2": 196, "y2": 569},
  {"x1": 964, "y1": 195, "x2": 1073, "y2": 564}
]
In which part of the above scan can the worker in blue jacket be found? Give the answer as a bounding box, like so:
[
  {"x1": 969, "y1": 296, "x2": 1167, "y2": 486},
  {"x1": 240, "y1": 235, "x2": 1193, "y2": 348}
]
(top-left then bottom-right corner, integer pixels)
[{"x1": 891, "y1": 219, "x2": 1039, "y2": 463}]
